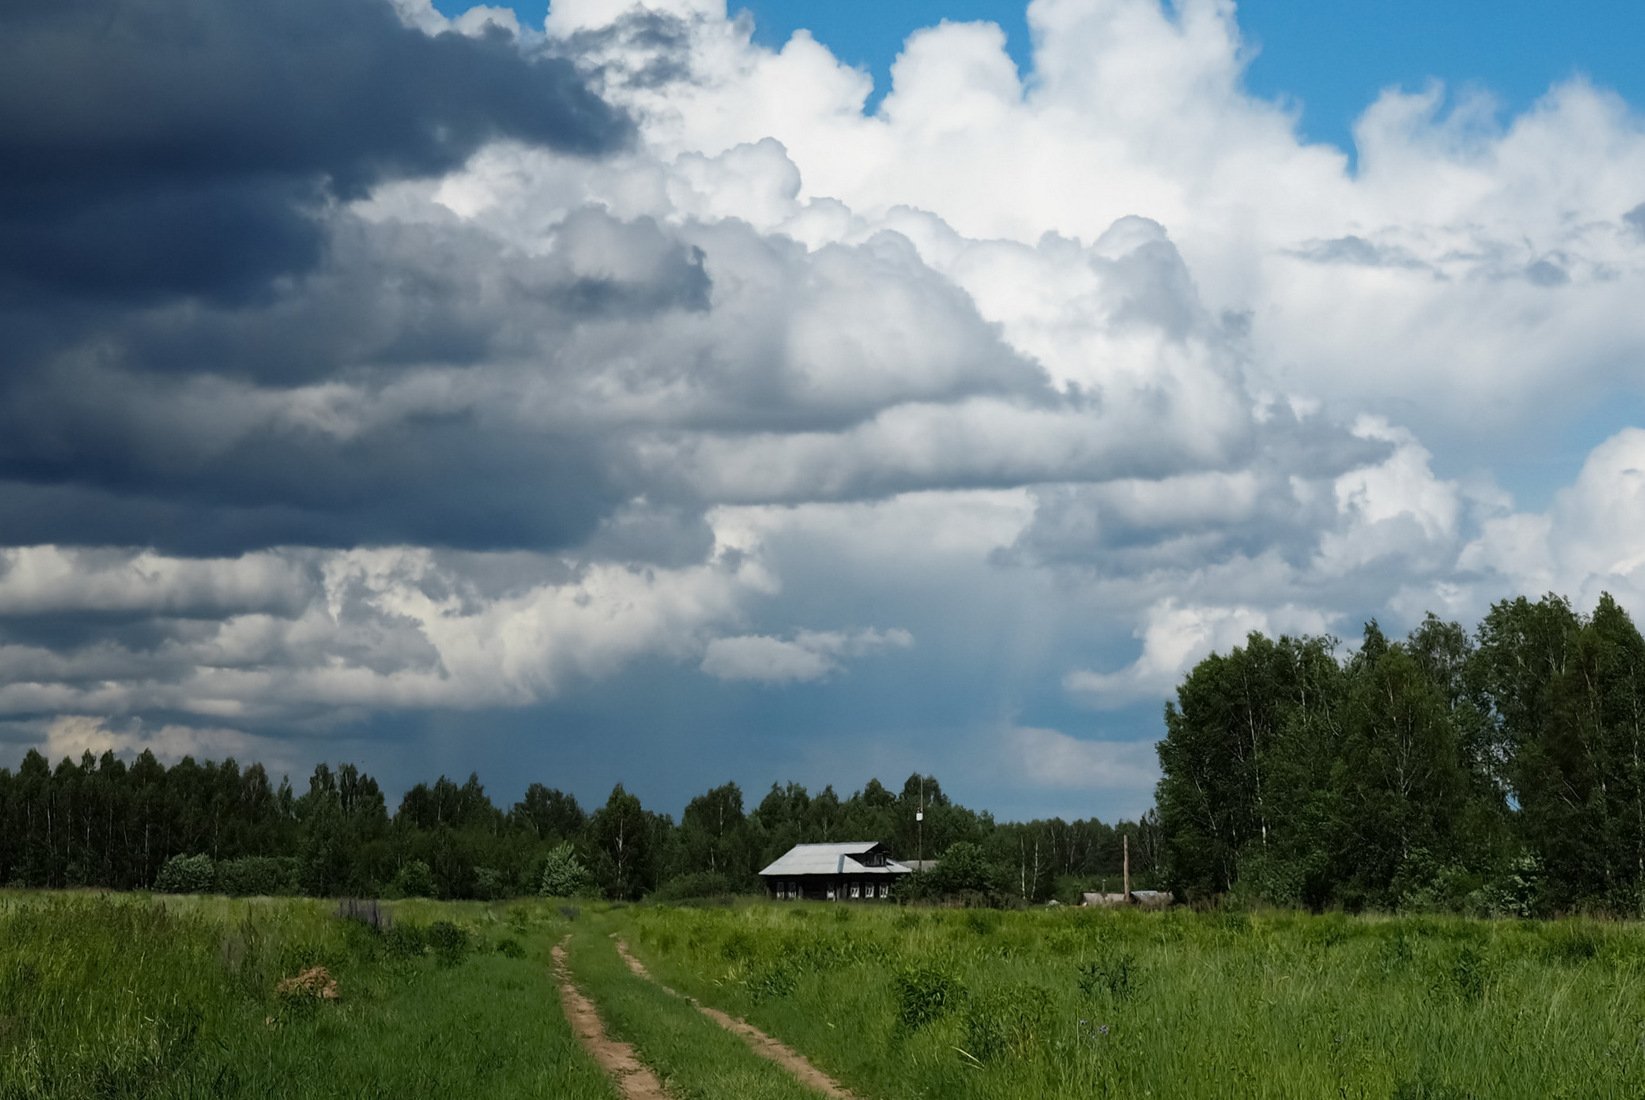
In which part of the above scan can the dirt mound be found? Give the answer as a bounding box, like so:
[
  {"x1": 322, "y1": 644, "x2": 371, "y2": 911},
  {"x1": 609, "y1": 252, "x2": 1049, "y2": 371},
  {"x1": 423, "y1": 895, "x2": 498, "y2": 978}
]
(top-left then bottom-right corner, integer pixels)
[{"x1": 276, "y1": 966, "x2": 340, "y2": 1002}]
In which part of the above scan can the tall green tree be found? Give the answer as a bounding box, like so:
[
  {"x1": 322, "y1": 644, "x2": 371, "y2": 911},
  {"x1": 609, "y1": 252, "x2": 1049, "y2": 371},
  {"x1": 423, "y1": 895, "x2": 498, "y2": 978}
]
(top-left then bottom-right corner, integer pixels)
[{"x1": 680, "y1": 782, "x2": 753, "y2": 882}]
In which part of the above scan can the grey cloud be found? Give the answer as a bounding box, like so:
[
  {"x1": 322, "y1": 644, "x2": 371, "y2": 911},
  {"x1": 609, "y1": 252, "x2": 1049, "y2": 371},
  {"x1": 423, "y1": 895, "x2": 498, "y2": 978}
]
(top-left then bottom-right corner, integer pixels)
[
  {"x1": 1289, "y1": 235, "x2": 1431, "y2": 271},
  {"x1": 0, "y1": 0, "x2": 628, "y2": 306},
  {"x1": 1090, "y1": 217, "x2": 1204, "y2": 338},
  {"x1": 1525, "y1": 259, "x2": 1571, "y2": 287},
  {"x1": 0, "y1": 200, "x2": 1036, "y2": 554},
  {"x1": 0, "y1": 206, "x2": 721, "y2": 555},
  {"x1": 1625, "y1": 203, "x2": 1645, "y2": 237},
  {"x1": 109, "y1": 210, "x2": 711, "y2": 384},
  {"x1": 558, "y1": 9, "x2": 696, "y2": 92},
  {"x1": 1002, "y1": 405, "x2": 1396, "y2": 577}
]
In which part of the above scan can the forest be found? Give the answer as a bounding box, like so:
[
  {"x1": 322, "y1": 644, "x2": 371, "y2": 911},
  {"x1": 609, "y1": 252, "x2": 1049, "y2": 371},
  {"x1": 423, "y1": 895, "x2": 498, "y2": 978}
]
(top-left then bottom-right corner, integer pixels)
[
  {"x1": 1157, "y1": 592, "x2": 1645, "y2": 915},
  {"x1": 8, "y1": 589, "x2": 1642, "y2": 916},
  {"x1": 0, "y1": 750, "x2": 1155, "y2": 903}
]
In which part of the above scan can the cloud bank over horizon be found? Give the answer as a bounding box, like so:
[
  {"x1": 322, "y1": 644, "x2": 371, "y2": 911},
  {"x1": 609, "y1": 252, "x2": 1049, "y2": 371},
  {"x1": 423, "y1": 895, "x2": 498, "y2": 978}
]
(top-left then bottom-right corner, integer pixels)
[{"x1": 3, "y1": 0, "x2": 1644, "y2": 820}]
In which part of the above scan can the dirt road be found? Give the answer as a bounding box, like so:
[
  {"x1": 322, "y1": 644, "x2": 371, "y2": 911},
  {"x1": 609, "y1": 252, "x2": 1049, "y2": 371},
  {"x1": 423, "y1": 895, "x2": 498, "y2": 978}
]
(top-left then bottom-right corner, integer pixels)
[
  {"x1": 613, "y1": 938, "x2": 855, "y2": 1099},
  {"x1": 552, "y1": 939, "x2": 672, "y2": 1100}
]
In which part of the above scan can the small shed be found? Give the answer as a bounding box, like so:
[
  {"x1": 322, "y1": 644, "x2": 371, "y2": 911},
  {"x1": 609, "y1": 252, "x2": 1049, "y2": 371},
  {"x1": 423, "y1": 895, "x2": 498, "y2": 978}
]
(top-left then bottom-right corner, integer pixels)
[
  {"x1": 1080, "y1": 889, "x2": 1171, "y2": 909},
  {"x1": 759, "y1": 841, "x2": 913, "y2": 901}
]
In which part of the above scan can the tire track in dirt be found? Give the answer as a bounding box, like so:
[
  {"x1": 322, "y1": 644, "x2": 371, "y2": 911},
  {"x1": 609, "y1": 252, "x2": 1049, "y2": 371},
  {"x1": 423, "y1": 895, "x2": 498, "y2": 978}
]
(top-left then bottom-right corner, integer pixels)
[
  {"x1": 613, "y1": 938, "x2": 856, "y2": 1099},
  {"x1": 552, "y1": 938, "x2": 673, "y2": 1100}
]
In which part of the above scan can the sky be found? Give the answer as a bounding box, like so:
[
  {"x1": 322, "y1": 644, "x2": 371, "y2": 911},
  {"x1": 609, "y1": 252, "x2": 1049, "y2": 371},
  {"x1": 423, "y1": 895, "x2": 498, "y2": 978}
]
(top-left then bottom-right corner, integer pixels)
[{"x1": 3, "y1": 0, "x2": 1645, "y2": 824}]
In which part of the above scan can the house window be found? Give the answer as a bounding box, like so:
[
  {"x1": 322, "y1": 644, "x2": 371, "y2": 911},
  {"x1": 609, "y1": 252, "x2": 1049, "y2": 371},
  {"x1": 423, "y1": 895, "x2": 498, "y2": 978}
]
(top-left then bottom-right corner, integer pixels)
[
  {"x1": 851, "y1": 882, "x2": 860, "y2": 898},
  {"x1": 879, "y1": 882, "x2": 888, "y2": 898}
]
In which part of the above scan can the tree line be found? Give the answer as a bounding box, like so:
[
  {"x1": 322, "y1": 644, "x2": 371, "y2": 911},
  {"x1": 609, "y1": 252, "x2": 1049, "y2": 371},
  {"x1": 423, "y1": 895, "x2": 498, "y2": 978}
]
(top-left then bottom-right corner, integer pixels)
[
  {"x1": 1157, "y1": 592, "x2": 1645, "y2": 916},
  {"x1": 0, "y1": 750, "x2": 1157, "y2": 902}
]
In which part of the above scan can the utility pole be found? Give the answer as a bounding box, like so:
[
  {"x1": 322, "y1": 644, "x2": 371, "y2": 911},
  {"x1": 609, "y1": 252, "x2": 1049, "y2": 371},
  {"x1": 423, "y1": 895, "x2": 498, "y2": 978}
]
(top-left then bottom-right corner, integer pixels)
[
  {"x1": 916, "y1": 776, "x2": 924, "y2": 866},
  {"x1": 1123, "y1": 832, "x2": 1131, "y2": 902}
]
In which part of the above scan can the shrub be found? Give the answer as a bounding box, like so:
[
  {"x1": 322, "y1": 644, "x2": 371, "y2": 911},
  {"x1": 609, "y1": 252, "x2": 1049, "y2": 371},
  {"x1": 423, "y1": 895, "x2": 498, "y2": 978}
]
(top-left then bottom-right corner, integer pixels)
[
  {"x1": 539, "y1": 844, "x2": 595, "y2": 898},
  {"x1": 391, "y1": 859, "x2": 435, "y2": 898},
  {"x1": 495, "y1": 936, "x2": 526, "y2": 959},
  {"x1": 928, "y1": 841, "x2": 1000, "y2": 900},
  {"x1": 217, "y1": 856, "x2": 298, "y2": 896},
  {"x1": 384, "y1": 922, "x2": 429, "y2": 958},
  {"x1": 472, "y1": 866, "x2": 508, "y2": 901},
  {"x1": 651, "y1": 871, "x2": 744, "y2": 902},
  {"x1": 154, "y1": 854, "x2": 215, "y2": 894},
  {"x1": 894, "y1": 964, "x2": 964, "y2": 1032},
  {"x1": 428, "y1": 920, "x2": 472, "y2": 965}
]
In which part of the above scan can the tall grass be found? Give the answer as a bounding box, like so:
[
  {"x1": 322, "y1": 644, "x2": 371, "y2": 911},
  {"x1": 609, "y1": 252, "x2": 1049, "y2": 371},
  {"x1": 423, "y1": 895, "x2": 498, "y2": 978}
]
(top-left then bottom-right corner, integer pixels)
[
  {"x1": 623, "y1": 903, "x2": 1645, "y2": 1099},
  {"x1": 0, "y1": 892, "x2": 616, "y2": 1099}
]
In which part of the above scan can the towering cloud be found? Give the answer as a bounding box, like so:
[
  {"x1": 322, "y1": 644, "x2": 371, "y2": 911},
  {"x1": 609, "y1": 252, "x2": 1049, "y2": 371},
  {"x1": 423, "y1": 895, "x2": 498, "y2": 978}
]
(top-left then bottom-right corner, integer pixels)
[{"x1": 2, "y1": 0, "x2": 1642, "y2": 818}]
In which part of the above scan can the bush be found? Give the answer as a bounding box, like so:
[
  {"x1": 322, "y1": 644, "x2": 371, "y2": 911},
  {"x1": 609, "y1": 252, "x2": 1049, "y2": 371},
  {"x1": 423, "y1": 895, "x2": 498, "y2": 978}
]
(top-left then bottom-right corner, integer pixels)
[
  {"x1": 495, "y1": 936, "x2": 526, "y2": 959},
  {"x1": 154, "y1": 854, "x2": 215, "y2": 894},
  {"x1": 927, "y1": 841, "x2": 1001, "y2": 900},
  {"x1": 391, "y1": 859, "x2": 435, "y2": 898},
  {"x1": 651, "y1": 871, "x2": 745, "y2": 902},
  {"x1": 539, "y1": 844, "x2": 595, "y2": 898},
  {"x1": 472, "y1": 866, "x2": 508, "y2": 901},
  {"x1": 217, "y1": 856, "x2": 299, "y2": 896},
  {"x1": 384, "y1": 922, "x2": 428, "y2": 958},
  {"x1": 428, "y1": 920, "x2": 472, "y2": 965}
]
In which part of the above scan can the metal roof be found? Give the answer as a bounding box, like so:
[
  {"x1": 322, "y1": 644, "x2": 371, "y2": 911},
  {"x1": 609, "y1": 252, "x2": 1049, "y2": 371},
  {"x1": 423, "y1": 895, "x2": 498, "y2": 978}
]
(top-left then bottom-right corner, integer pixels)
[{"x1": 758, "y1": 841, "x2": 914, "y2": 877}]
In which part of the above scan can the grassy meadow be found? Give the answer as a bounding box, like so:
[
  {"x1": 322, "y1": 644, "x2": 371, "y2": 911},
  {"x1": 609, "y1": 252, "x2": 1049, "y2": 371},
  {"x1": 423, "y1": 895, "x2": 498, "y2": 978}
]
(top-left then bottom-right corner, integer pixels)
[
  {"x1": 621, "y1": 902, "x2": 1645, "y2": 1099},
  {"x1": 9, "y1": 892, "x2": 1645, "y2": 1099},
  {"x1": 0, "y1": 892, "x2": 618, "y2": 1100}
]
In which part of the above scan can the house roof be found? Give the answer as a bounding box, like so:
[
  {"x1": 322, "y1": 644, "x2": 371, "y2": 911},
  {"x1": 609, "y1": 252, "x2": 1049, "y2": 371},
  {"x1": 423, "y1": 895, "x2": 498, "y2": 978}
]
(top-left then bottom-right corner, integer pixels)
[{"x1": 758, "y1": 841, "x2": 914, "y2": 877}]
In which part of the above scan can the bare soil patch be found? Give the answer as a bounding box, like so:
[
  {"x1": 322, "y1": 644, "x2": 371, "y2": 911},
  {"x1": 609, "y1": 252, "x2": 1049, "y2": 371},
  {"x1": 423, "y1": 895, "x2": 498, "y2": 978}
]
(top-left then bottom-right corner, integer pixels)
[
  {"x1": 614, "y1": 938, "x2": 855, "y2": 1099},
  {"x1": 553, "y1": 938, "x2": 672, "y2": 1100}
]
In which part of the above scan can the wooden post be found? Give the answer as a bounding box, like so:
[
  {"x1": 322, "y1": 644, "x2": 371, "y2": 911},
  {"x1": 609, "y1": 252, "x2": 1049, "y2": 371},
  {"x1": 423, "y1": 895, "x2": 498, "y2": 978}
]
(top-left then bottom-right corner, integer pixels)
[{"x1": 1123, "y1": 833, "x2": 1130, "y2": 903}]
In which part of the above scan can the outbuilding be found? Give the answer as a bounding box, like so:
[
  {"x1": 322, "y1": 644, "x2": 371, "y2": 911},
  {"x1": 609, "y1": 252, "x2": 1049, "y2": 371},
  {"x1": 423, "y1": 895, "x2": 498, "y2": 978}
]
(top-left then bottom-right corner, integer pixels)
[{"x1": 759, "y1": 841, "x2": 913, "y2": 901}]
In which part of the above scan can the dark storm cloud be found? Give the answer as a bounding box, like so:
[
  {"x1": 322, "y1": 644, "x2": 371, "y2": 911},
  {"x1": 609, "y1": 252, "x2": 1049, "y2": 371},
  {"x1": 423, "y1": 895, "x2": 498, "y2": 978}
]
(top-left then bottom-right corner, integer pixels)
[
  {"x1": 0, "y1": 0, "x2": 629, "y2": 304},
  {"x1": 99, "y1": 212, "x2": 711, "y2": 384},
  {"x1": 0, "y1": 396, "x2": 626, "y2": 555},
  {"x1": 0, "y1": 202, "x2": 715, "y2": 555}
]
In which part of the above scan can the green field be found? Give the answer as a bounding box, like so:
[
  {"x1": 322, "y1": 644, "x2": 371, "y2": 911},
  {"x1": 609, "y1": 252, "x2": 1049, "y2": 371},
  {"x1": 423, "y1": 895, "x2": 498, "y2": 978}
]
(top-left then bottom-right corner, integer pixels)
[{"x1": 7, "y1": 893, "x2": 1645, "y2": 1099}]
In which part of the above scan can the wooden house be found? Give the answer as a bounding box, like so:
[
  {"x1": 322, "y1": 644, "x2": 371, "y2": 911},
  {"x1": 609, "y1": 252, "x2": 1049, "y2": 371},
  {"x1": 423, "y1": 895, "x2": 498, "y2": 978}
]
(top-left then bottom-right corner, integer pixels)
[{"x1": 759, "y1": 841, "x2": 913, "y2": 901}]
